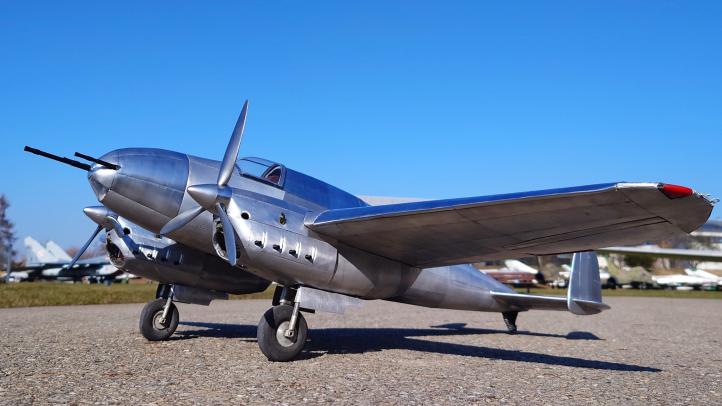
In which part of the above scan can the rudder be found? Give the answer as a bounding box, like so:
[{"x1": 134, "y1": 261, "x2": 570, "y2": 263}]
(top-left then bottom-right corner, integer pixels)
[{"x1": 567, "y1": 251, "x2": 610, "y2": 315}]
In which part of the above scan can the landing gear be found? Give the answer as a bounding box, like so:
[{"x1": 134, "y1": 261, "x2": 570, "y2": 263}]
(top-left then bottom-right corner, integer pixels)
[
  {"x1": 502, "y1": 311, "x2": 518, "y2": 334},
  {"x1": 257, "y1": 302, "x2": 308, "y2": 362},
  {"x1": 140, "y1": 294, "x2": 179, "y2": 341},
  {"x1": 156, "y1": 283, "x2": 172, "y2": 299}
]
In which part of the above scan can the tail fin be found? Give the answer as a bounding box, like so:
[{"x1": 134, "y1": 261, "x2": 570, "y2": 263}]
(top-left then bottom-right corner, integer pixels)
[
  {"x1": 490, "y1": 251, "x2": 610, "y2": 315},
  {"x1": 567, "y1": 252, "x2": 609, "y2": 315},
  {"x1": 24, "y1": 236, "x2": 58, "y2": 264},
  {"x1": 45, "y1": 241, "x2": 72, "y2": 262}
]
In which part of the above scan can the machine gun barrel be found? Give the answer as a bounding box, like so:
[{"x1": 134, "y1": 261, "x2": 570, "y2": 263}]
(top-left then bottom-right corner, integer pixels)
[
  {"x1": 74, "y1": 152, "x2": 120, "y2": 170},
  {"x1": 24, "y1": 146, "x2": 92, "y2": 171}
]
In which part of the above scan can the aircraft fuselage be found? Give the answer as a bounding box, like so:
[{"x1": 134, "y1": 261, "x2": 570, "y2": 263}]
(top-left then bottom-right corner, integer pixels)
[{"x1": 92, "y1": 148, "x2": 513, "y2": 312}]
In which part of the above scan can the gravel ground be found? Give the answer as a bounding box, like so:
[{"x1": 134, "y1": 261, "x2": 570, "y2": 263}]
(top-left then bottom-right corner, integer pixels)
[{"x1": 1, "y1": 297, "x2": 720, "y2": 405}]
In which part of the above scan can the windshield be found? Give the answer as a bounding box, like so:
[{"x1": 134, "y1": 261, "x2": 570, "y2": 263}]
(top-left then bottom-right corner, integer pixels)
[{"x1": 237, "y1": 157, "x2": 284, "y2": 186}]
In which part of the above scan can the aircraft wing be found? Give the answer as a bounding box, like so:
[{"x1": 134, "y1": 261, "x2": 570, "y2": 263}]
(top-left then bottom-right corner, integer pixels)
[
  {"x1": 598, "y1": 246, "x2": 722, "y2": 261},
  {"x1": 12, "y1": 263, "x2": 67, "y2": 272},
  {"x1": 74, "y1": 255, "x2": 110, "y2": 266},
  {"x1": 12, "y1": 256, "x2": 109, "y2": 272},
  {"x1": 306, "y1": 182, "x2": 714, "y2": 268}
]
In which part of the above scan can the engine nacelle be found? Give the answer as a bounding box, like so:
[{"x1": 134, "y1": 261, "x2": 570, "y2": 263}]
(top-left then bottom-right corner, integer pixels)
[{"x1": 106, "y1": 219, "x2": 270, "y2": 295}]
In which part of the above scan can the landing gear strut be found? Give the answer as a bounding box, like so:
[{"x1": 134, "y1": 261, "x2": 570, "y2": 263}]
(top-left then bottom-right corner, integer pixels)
[
  {"x1": 257, "y1": 287, "x2": 308, "y2": 362},
  {"x1": 140, "y1": 286, "x2": 179, "y2": 341},
  {"x1": 502, "y1": 311, "x2": 518, "y2": 334},
  {"x1": 156, "y1": 283, "x2": 172, "y2": 299}
]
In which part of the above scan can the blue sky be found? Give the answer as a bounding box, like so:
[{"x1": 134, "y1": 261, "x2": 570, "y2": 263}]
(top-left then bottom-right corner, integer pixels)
[{"x1": 1, "y1": 1, "x2": 720, "y2": 252}]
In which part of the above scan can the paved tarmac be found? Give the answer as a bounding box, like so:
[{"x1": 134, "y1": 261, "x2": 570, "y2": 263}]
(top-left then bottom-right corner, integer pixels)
[{"x1": 1, "y1": 297, "x2": 720, "y2": 405}]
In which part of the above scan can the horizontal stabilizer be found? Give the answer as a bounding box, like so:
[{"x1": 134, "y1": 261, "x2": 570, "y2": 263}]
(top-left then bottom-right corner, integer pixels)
[
  {"x1": 490, "y1": 291, "x2": 567, "y2": 311},
  {"x1": 571, "y1": 298, "x2": 610, "y2": 314}
]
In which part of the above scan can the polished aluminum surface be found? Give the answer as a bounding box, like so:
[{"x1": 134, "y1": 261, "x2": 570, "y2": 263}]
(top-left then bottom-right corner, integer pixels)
[
  {"x1": 295, "y1": 286, "x2": 363, "y2": 315},
  {"x1": 218, "y1": 100, "x2": 248, "y2": 187},
  {"x1": 307, "y1": 182, "x2": 714, "y2": 267},
  {"x1": 173, "y1": 285, "x2": 228, "y2": 306}
]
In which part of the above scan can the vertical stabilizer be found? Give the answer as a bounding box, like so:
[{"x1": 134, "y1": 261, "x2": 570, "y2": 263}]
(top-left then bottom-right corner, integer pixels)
[
  {"x1": 45, "y1": 241, "x2": 72, "y2": 262},
  {"x1": 567, "y1": 252, "x2": 608, "y2": 315},
  {"x1": 23, "y1": 237, "x2": 59, "y2": 264}
]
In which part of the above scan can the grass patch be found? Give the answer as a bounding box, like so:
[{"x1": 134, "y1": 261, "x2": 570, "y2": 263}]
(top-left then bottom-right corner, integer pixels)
[
  {"x1": 0, "y1": 282, "x2": 275, "y2": 308},
  {"x1": 514, "y1": 287, "x2": 722, "y2": 299}
]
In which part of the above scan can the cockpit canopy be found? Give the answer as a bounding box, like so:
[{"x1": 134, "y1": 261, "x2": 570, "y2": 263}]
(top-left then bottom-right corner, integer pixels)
[
  {"x1": 237, "y1": 157, "x2": 285, "y2": 187},
  {"x1": 236, "y1": 156, "x2": 368, "y2": 210}
]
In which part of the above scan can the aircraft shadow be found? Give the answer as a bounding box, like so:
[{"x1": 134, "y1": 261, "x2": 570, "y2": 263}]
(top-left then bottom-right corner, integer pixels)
[{"x1": 177, "y1": 321, "x2": 659, "y2": 372}]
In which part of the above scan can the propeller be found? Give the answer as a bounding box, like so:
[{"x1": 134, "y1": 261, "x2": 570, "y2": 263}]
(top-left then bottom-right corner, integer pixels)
[
  {"x1": 159, "y1": 100, "x2": 250, "y2": 266},
  {"x1": 64, "y1": 206, "x2": 118, "y2": 270},
  {"x1": 64, "y1": 225, "x2": 103, "y2": 270}
]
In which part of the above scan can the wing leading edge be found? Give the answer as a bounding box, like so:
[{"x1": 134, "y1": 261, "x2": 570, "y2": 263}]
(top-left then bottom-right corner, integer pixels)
[{"x1": 306, "y1": 182, "x2": 714, "y2": 268}]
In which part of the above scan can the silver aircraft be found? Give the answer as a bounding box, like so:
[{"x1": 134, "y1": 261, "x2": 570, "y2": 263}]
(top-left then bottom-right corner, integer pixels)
[{"x1": 25, "y1": 101, "x2": 715, "y2": 361}]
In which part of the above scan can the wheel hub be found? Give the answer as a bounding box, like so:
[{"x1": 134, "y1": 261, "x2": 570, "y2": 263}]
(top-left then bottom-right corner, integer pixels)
[
  {"x1": 152, "y1": 311, "x2": 169, "y2": 331},
  {"x1": 276, "y1": 321, "x2": 296, "y2": 347}
]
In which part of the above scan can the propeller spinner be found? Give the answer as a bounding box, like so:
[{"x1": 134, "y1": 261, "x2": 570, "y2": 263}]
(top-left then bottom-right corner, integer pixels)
[{"x1": 159, "y1": 100, "x2": 250, "y2": 266}]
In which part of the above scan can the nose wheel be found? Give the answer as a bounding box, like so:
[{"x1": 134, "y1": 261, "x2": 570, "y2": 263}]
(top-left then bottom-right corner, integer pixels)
[
  {"x1": 257, "y1": 304, "x2": 308, "y2": 362},
  {"x1": 140, "y1": 296, "x2": 179, "y2": 341}
]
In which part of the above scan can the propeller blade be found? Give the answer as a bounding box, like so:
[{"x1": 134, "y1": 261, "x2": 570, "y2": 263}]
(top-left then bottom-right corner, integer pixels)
[
  {"x1": 160, "y1": 206, "x2": 205, "y2": 235},
  {"x1": 217, "y1": 100, "x2": 249, "y2": 187},
  {"x1": 215, "y1": 203, "x2": 237, "y2": 266},
  {"x1": 65, "y1": 225, "x2": 103, "y2": 269}
]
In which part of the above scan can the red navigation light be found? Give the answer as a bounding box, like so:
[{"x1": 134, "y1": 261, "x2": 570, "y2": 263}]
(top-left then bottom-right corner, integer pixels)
[{"x1": 659, "y1": 183, "x2": 694, "y2": 199}]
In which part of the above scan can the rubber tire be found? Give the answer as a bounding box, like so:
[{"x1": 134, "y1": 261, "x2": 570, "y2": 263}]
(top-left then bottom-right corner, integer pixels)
[
  {"x1": 139, "y1": 298, "x2": 179, "y2": 341},
  {"x1": 257, "y1": 305, "x2": 308, "y2": 362}
]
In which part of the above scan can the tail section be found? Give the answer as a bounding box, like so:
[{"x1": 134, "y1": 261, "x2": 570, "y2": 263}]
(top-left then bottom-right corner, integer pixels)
[
  {"x1": 490, "y1": 251, "x2": 609, "y2": 315},
  {"x1": 45, "y1": 241, "x2": 72, "y2": 262},
  {"x1": 567, "y1": 252, "x2": 609, "y2": 315},
  {"x1": 23, "y1": 237, "x2": 58, "y2": 264}
]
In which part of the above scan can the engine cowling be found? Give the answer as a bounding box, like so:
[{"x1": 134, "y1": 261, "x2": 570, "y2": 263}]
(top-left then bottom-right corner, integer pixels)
[{"x1": 106, "y1": 220, "x2": 270, "y2": 295}]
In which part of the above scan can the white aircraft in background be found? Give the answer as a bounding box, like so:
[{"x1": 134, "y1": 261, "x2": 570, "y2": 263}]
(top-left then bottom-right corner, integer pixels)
[
  {"x1": 598, "y1": 244, "x2": 722, "y2": 290},
  {"x1": 651, "y1": 269, "x2": 722, "y2": 290},
  {"x1": 8, "y1": 237, "x2": 123, "y2": 283},
  {"x1": 478, "y1": 259, "x2": 540, "y2": 287}
]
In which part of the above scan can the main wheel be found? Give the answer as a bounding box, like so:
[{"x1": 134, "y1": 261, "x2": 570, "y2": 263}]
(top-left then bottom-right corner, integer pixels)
[
  {"x1": 139, "y1": 298, "x2": 179, "y2": 341},
  {"x1": 257, "y1": 305, "x2": 308, "y2": 362}
]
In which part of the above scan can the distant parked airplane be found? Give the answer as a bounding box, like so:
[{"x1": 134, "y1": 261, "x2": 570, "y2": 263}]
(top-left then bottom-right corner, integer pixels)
[
  {"x1": 598, "y1": 245, "x2": 722, "y2": 289},
  {"x1": 478, "y1": 260, "x2": 540, "y2": 287},
  {"x1": 598, "y1": 245, "x2": 722, "y2": 262},
  {"x1": 8, "y1": 237, "x2": 121, "y2": 282}
]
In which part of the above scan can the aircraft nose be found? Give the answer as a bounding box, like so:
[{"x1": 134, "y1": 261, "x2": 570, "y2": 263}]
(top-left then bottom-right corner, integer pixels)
[
  {"x1": 88, "y1": 166, "x2": 117, "y2": 201},
  {"x1": 90, "y1": 148, "x2": 190, "y2": 226}
]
